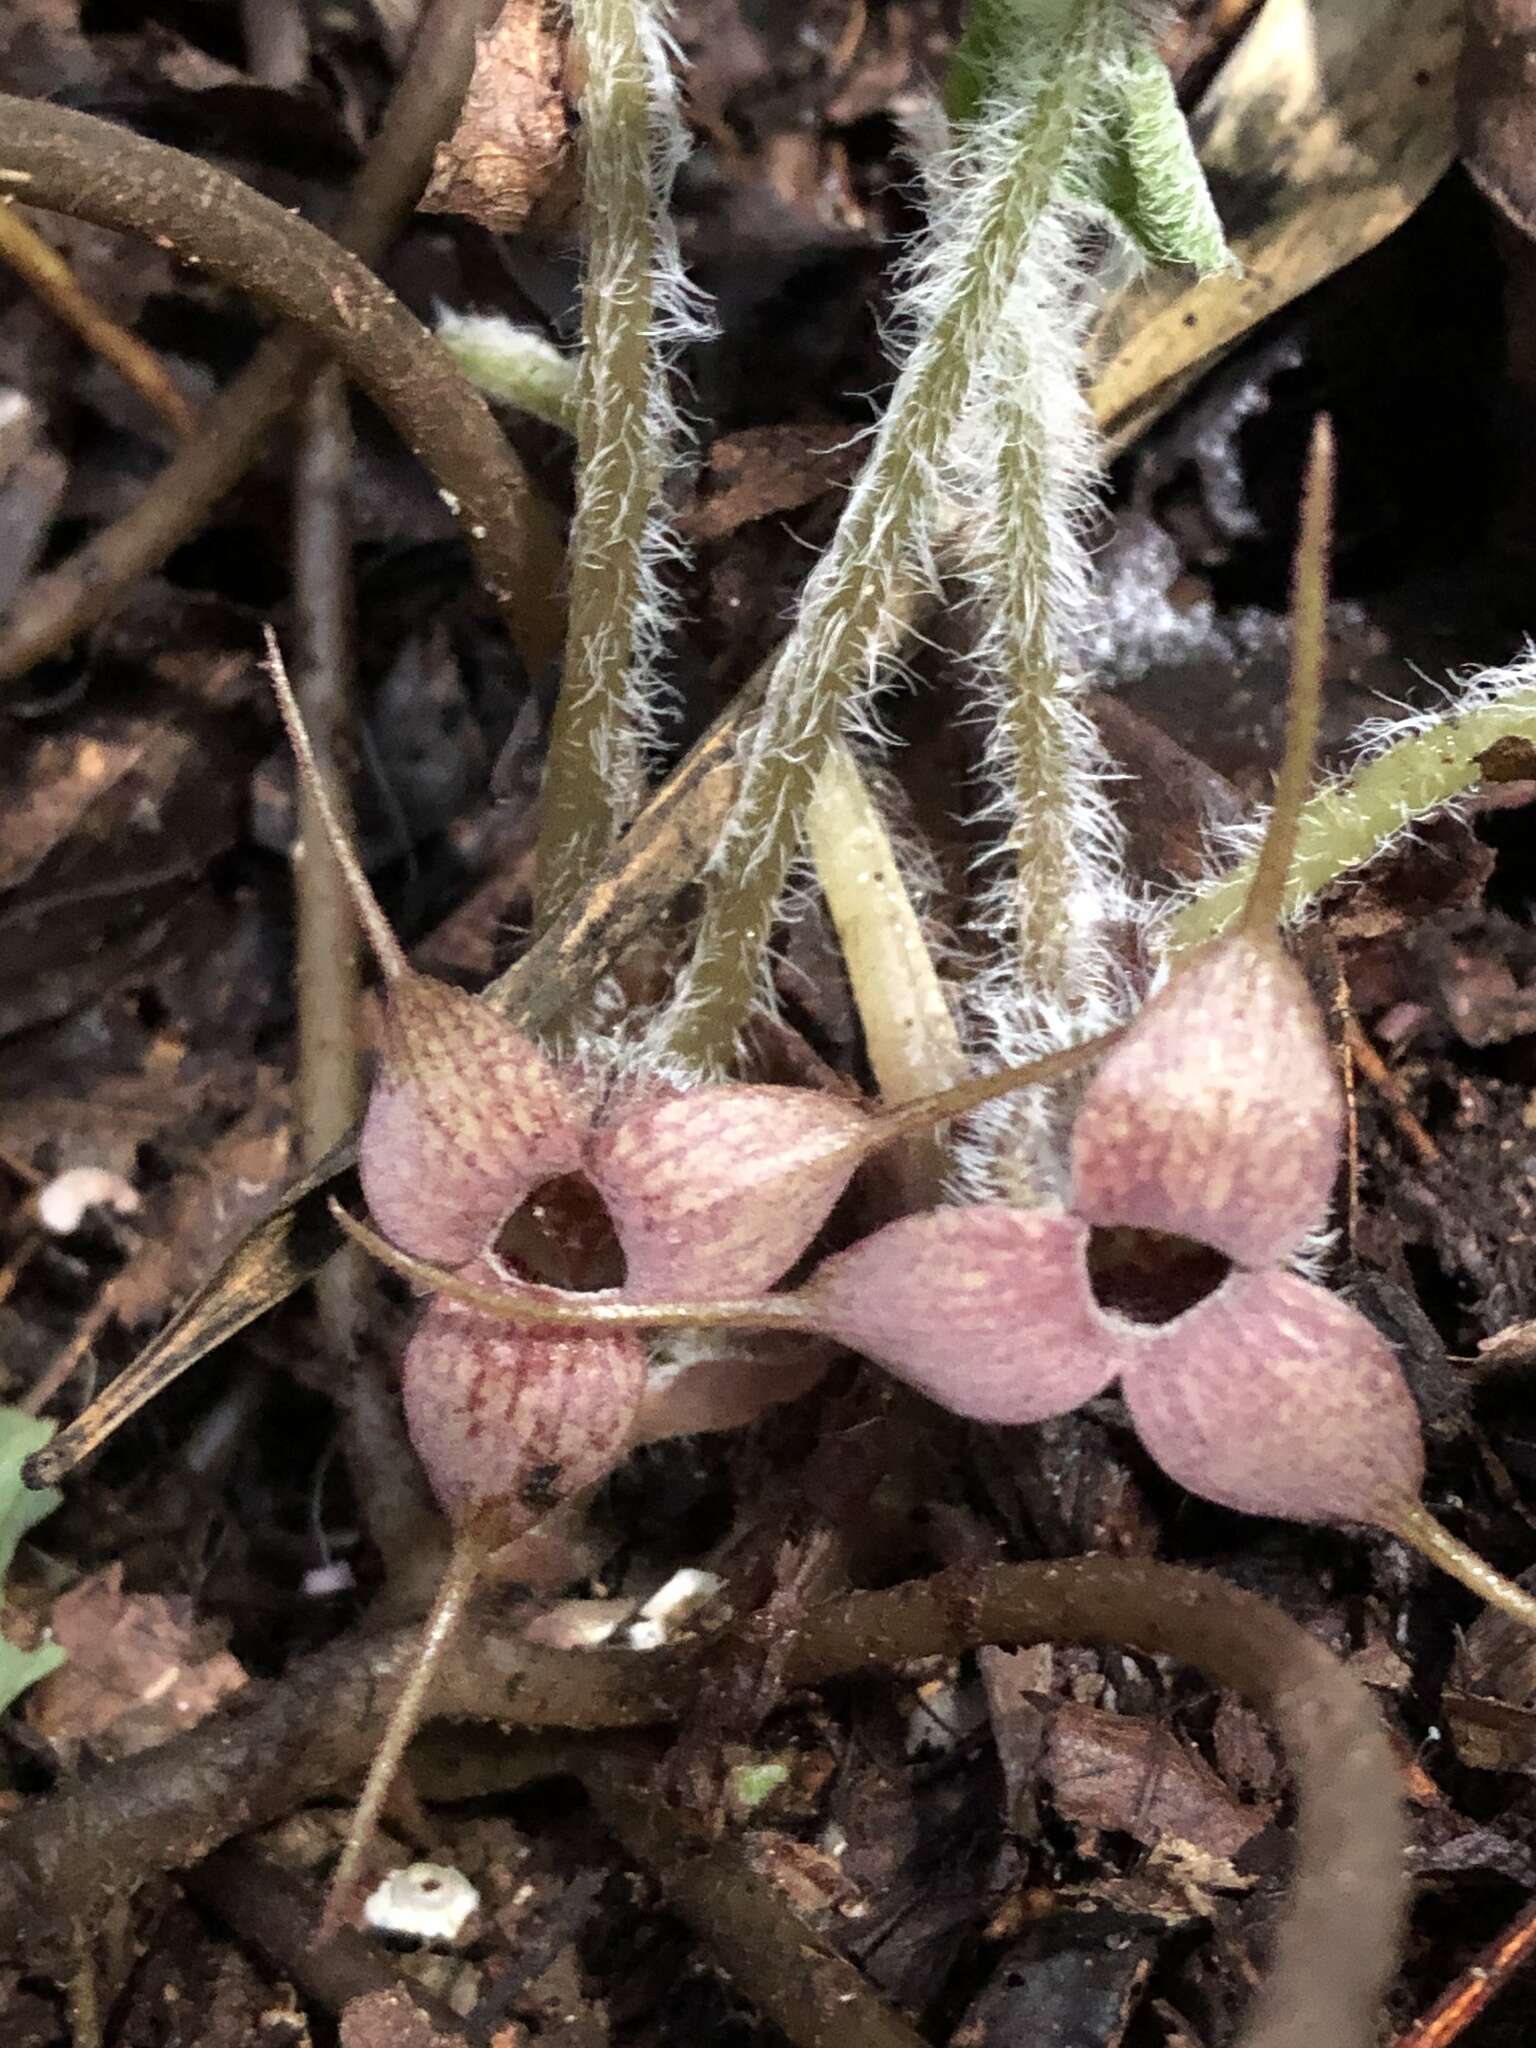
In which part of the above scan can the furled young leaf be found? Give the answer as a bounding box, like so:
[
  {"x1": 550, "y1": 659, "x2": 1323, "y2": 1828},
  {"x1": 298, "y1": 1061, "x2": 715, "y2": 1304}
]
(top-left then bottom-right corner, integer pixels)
[
  {"x1": 0, "y1": 1409, "x2": 65, "y2": 1714},
  {"x1": 945, "y1": 5, "x2": 1232, "y2": 276},
  {"x1": 1086, "y1": 42, "x2": 1235, "y2": 274}
]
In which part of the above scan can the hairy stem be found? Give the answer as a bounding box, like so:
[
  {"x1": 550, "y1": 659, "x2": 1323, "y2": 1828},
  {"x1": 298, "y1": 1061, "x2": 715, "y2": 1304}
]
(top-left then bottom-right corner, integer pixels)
[
  {"x1": 537, "y1": 0, "x2": 699, "y2": 928},
  {"x1": 1170, "y1": 654, "x2": 1536, "y2": 952},
  {"x1": 0, "y1": 88, "x2": 562, "y2": 677},
  {"x1": 0, "y1": 0, "x2": 492, "y2": 685},
  {"x1": 663, "y1": 0, "x2": 1118, "y2": 1067}
]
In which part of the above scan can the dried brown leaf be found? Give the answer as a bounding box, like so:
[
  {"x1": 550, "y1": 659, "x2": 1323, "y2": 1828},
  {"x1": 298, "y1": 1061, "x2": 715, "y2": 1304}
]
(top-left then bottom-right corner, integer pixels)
[
  {"x1": 27, "y1": 1563, "x2": 246, "y2": 1763},
  {"x1": 420, "y1": 0, "x2": 577, "y2": 233},
  {"x1": 1044, "y1": 1701, "x2": 1269, "y2": 1862}
]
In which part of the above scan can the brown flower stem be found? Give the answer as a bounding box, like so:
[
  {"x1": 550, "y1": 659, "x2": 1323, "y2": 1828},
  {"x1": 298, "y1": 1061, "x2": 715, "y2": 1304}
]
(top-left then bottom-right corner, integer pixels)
[
  {"x1": 0, "y1": 203, "x2": 197, "y2": 440},
  {"x1": 1376, "y1": 1495, "x2": 1536, "y2": 1633},
  {"x1": 0, "y1": 1559, "x2": 1405, "y2": 2048},
  {"x1": 1242, "y1": 414, "x2": 1334, "y2": 939},
  {"x1": 318, "y1": 1528, "x2": 490, "y2": 1941},
  {"x1": 0, "y1": 0, "x2": 509, "y2": 686},
  {"x1": 869, "y1": 1021, "x2": 1127, "y2": 1141}
]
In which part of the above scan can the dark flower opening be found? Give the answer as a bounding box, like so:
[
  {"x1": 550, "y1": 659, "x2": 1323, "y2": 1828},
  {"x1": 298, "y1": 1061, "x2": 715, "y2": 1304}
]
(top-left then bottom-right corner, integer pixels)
[
  {"x1": 1086, "y1": 1226, "x2": 1231, "y2": 1327},
  {"x1": 495, "y1": 1175, "x2": 624, "y2": 1292}
]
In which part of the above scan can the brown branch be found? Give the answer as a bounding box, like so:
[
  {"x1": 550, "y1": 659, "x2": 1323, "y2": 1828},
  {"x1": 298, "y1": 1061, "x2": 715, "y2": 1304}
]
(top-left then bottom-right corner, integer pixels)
[
  {"x1": 418, "y1": 1729, "x2": 928, "y2": 2048},
  {"x1": 0, "y1": 1557, "x2": 1406, "y2": 2048},
  {"x1": 0, "y1": 203, "x2": 197, "y2": 440},
  {"x1": 185, "y1": 1843, "x2": 468, "y2": 2037},
  {"x1": 1390, "y1": 1891, "x2": 1536, "y2": 2048},
  {"x1": 0, "y1": 0, "x2": 520, "y2": 685}
]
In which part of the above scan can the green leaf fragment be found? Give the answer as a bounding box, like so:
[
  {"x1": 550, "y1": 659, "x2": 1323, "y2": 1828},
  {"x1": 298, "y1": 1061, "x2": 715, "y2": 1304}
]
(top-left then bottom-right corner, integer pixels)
[
  {"x1": 1087, "y1": 42, "x2": 1235, "y2": 275},
  {"x1": 0, "y1": 1407, "x2": 64, "y2": 1715}
]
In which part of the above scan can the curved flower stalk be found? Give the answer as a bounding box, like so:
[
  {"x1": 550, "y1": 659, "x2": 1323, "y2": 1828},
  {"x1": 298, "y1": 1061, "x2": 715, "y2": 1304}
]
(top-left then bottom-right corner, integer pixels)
[{"x1": 537, "y1": 0, "x2": 713, "y2": 931}]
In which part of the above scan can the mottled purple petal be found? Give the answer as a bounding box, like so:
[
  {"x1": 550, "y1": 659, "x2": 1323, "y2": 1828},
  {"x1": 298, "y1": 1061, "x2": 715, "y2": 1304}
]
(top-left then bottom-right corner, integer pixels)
[
  {"x1": 361, "y1": 975, "x2": 587, "y2": 1267},
  {"x1": 1071, "y1": 937, "x2": 1343, "y2": 1268},
  {"x1": 1123, "y1": 1269, "x2": 1423, "y2": 1525},
  {"x1": 589, "y1": 1084, "x2": 869, "y2": 1298},
  {"x1": 802, "y1": 1206, "x2": 1130, "y2": 1423},
  {"x1": 400, "y1": 1258, "x2": 646, "y2": 1530}
]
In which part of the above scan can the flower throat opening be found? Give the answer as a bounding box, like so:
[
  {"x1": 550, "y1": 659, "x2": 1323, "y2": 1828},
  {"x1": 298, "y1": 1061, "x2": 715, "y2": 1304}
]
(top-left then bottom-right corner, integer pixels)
[
  {"x1": 1086, "y1": 1226, "x2": 1231, "y2": 1327},
  {"x1": 495, "y1": 1175, "x2": 625, "y2": 1292}
]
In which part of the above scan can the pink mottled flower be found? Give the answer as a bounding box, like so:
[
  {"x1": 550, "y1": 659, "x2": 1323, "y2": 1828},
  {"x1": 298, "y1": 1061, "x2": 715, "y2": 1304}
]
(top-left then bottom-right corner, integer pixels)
[{"x1": 799, "y1": 937, "x2": 1425, "y2": 1529}]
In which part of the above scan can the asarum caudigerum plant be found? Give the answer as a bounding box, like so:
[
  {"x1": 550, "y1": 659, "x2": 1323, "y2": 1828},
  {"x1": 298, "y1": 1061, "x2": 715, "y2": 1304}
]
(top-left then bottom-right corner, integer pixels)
[{"x1": 272, "y1": 0, "x2": 1536, "y2": 1926}]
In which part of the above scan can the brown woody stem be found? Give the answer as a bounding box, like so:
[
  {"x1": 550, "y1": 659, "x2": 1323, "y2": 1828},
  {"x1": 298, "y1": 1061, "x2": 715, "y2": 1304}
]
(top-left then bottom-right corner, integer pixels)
[
  {"x1": 0, "y1": 1557, "x2": 1406, "y2": 2048},
  {"x1": 0, "y1": 82, "x2": 563, "y2": 679}
]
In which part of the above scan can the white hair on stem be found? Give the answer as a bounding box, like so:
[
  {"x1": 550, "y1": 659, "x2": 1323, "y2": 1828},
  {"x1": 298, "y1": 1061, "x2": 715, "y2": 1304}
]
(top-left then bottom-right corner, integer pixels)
[
  {"x1": 1163, "y1": 648, "x2": 1536, "y2": 956},
  {"x1": 537, "y1": 0, "x2": 713, "y2": 930},
  {"x1": 659, "y1": 0, "x2": 1134, "y2": 1070},
  {"x1": 944, "y1": 204, "x2": 1140, "y2": 1203}
]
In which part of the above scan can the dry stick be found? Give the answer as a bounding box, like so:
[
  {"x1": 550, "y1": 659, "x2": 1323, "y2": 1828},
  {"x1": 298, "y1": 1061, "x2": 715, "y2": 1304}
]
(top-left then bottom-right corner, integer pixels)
[
  {"x1": 0, "y1": 1558, "x2": 1406, "y2": 2048},
  {"x1": 0, "y1": 94, "x2": 563, "y2": 678},
  {"x1": 0, "y1": 203, "x2": 197, "y2": 440},
  {"x1": 0, "y1": 0, "x2": 504, "y2": 686},
  {"x1": 1390, "y1": 1891, "x2": 1536, "y2": 2048}
]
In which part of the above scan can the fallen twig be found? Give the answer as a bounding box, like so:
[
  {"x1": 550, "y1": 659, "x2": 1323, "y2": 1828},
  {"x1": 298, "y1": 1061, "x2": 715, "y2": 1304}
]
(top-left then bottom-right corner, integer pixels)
[
  {"x1": 0, "y1": 203, "x2": 197, "y2": 440},
  {"x1": 1390, "y1": 1891, "x2": 1536, "y2": 2048},
  {"x1": 0, "y1": 1556, "x2": 1406, "y2": 2048},
  {"x1": 0, "y1": 0, "x2": 503, "y2": 686}
]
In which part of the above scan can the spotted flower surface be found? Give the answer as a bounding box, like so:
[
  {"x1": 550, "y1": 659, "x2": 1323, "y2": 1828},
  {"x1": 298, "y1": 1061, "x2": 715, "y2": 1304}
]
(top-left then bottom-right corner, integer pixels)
[
  {"x1": 800, "y1": 937, "x2": 1425, "y2": 1528},
  {"x1": 359, "y1": 983, "x2": 869, "y2": 1523}
]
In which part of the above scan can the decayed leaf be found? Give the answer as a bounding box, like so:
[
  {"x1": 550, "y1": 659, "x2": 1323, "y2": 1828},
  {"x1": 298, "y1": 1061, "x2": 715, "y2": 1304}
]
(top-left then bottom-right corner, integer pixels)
[
  {"x1": 1092, "y1": 0, "x2": 1461, "y2": 452},
  {"x1": 1460, "y1": 0, "x2": 1536, "y2": 237},
  {"x1": 26, "y1": 1562, "x2": 246, "y2": 1763},
  {"x1": 420, "y1": 0, "x2": 577, "y2": 233},
  {"x1": 1044, "y1": 1701, "x2": 1270, "y2": 1863}
]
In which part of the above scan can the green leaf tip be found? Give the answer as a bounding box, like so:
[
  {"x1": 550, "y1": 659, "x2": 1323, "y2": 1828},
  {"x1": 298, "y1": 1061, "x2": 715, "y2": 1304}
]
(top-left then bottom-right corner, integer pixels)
[
  {"x1": 0, "y1": 1407, "x2": 64, "y2": 1715},
  {"x1": 1090, "y1": 42, "x2": 1236, "y2": 276},
  {"x1": 945, "y1": 4, "x2": 1234, "y2": 278}
]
